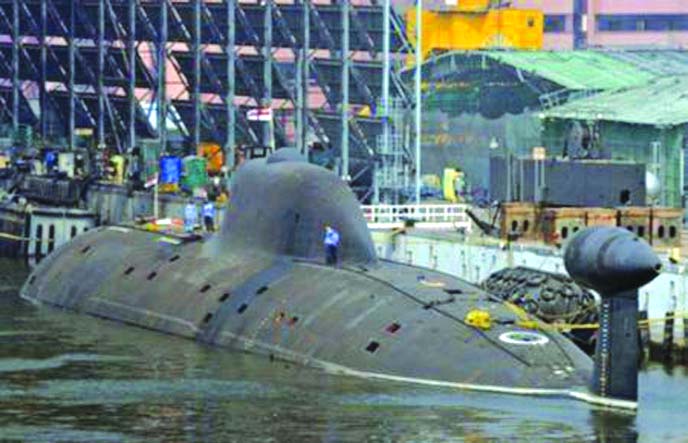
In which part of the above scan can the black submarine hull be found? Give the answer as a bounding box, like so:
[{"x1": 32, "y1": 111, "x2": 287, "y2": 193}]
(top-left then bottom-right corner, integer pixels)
[
  {"x1": 22, "y1": 227, "x2": 595, "y2": 398},
  {"x1": 21, "y1": 150, "x2": 630, "y2": 408}
]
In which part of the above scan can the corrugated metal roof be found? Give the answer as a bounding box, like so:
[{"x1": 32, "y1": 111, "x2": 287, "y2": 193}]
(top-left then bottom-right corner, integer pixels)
[
  {"x1": 485, "y1": 51, "x2": 656, "y2": 90},
  {"x1": 543, "y1": 76, "x2": 688, "y2": 127},
  {"x1": 602, "y1": 50, "x2": 688, "y2": 77},
  {"x1": 421, "y1": 50, "x2": 688, "y2": 91}
]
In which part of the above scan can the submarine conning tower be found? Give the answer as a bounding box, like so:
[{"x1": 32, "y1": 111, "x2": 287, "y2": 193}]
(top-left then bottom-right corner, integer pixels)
[
  {"x1": 564, "y1": 226, "x2": 661, "y2": 404},
  {"x1": 218, "y1": 148, "x2": 377, "y2": 264}
]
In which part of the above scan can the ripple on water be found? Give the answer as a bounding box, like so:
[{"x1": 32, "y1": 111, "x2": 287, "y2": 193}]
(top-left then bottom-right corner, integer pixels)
[
  {"x1": 0, "y1": 353, "x2": 133, "y2": 373},
  {"x1": 27, "y1": 378, "x2": 314, "y2": 406},
  {"x1": 0, "y1": 425, "x2": 133, "y2": 443}
]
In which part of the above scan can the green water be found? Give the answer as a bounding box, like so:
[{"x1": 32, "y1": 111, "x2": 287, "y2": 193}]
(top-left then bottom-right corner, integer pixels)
[{"x1": 0, "y1": 259, "x2": 686, "y2": 442}]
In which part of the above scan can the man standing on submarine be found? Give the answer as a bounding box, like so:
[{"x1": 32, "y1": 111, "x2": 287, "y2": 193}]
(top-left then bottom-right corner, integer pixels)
[{"x1": 324, "y1": 225, "x2": 341, "y2": 265}]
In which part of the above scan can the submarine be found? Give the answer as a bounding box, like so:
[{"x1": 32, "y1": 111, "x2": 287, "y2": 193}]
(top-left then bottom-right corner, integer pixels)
[{"x1": 20, "y1": 149, "x2": 660, "y2": 409}]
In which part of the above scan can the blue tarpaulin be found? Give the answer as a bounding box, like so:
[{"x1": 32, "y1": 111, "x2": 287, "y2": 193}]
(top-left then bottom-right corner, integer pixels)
[{"x1": 159, "y1": 156, "x2": 182, "y2": 184}]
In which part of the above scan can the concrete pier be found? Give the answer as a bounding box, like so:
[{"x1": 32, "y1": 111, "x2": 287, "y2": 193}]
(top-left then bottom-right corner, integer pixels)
[{"x1": 86, "y1": 183, "x2": 224, "y2": 227}]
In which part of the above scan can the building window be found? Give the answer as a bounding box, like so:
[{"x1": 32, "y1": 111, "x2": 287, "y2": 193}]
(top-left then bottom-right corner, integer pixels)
[
  {"x1": 545, "y1": 15, "x2": 567, "y2": 33},
  {"x1": 597, "y1": 14, "x2": 688, "y2": 32}
]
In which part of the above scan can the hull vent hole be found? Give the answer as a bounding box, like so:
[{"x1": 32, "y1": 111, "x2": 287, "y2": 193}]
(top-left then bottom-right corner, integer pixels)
[
  {"x1": 386, "y1": 323, "x2": 401, "y2": 334},
  {"x1": 365, "y1": 341, "x2": 380, "y2": 353}
]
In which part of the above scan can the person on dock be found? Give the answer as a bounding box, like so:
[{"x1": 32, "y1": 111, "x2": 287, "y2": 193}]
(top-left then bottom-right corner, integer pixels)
[
  {"x1": 184, "y1": 200, "x2": 197, "y2": 233},
  {"x1": 203, "y1": 200, "x2": 216, "y2": 232},
  {"x1": 324, "y1": 225, "x2": 340, "y2": 265}
]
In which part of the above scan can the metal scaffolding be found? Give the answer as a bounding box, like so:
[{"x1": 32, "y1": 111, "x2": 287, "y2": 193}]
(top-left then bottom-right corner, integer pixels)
[{"x1": 0, "y1": 0, "x2": 415, "y2": 201}]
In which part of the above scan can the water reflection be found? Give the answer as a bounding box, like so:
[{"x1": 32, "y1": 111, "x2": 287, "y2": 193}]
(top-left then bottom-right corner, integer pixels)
[
  {"x1": 0, "y1": 259, "x2": 684, "y2": 442},
  {"x1": 590, "y1": 409, "x2": 637, "y2": 443}
]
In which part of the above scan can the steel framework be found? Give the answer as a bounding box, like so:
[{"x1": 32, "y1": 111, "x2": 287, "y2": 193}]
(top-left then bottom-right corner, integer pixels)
[{"x1": 0, "y1": 0, "x2": 414, "y2": 201}]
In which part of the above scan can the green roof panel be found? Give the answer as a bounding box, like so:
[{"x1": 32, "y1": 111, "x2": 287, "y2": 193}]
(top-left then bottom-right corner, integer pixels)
[
  {"x1": 484, "y1": 51, "x2": 655, "y2": 91},
  {"x1": 543, "y1": 76, "x2": 688, "y2": 127}
]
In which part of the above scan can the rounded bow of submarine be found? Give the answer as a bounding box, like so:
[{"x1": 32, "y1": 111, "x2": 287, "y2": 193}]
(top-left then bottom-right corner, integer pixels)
[
  {"x1": 218, "y1": 156, "x2": 377, "y2": 264},
  {"x1": 564, "y1": 227, "x2": 661, "y2": 294}
]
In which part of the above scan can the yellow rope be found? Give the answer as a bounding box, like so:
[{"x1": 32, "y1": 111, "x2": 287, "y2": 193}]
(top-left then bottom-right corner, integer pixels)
[{"x1": 504, "y1": 301, "x2": 687, "y2": 332}]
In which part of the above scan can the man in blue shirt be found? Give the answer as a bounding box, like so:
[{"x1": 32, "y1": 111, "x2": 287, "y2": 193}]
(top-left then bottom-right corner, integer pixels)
[
  {"x1": 324, "y1": 225, "x2": 340, "y2": 265},
  {"x1": 184, "y1": 200, "x2": 197, "y2": 233},
  {"x1": 202, "y1": 199, "x2": 216, "y2": 232}
]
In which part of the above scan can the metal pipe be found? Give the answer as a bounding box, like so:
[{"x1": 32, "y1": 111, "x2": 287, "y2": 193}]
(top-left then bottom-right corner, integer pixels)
[
  {"x1": 40, "y1": 0, "x2": 47, "y2": 143},
  {"x1": 128, "y1": 0, "x2": 136, "y2": 151},
  {"x1": 379, "y1": 0, "x2": 391, "y2": 203},
  {"x1": 341, "y1": 0, "x2": 349, "y2": 181},
  {"x1": 414, "y1": 0, "x2": 422, "y2": 204},
  {"x1": 193, "y1": 0, "x2": 201, "y2": 153},
  {"x1": 263, "y1": 0, "x2": 273, "y2": 149},
  {"x1": 301, "y1": 0, "x2": 310, "y2": 156},
  {"x1": 97, "y1": 0, "x2": 105, "y2": 148},
  {"x1": 68, "y1": 0, "x2": 75, "y2": 150},
  {"x1": 506, "y1": 150, "x2": 511, "y2": 201},
  {"x1": 225, "y1": 0, "x2": 236, "y2": 170},
  {"x1": 295, "y1": 1, "x2": 304, "y2": 154},
  {"x1": 11, "y1": 0, "x2": 19, "y2": 135},
  {"x1": 158, "y1": 0, "x2": 168, "y2": 152}
]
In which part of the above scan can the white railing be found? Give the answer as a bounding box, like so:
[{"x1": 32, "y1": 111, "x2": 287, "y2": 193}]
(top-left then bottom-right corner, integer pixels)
[{"x1": 361, "y1": 204, "x2": 472, "y2": 232}]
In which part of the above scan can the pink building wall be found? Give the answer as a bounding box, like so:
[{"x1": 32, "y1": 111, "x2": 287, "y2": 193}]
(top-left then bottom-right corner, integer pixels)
[
  {"x1": 593, "y1": 0, "x2": 688, "y2": 14},
  {"x1": 533, "y1": 0, "x2": 688, "y2": 49},
  {"x1": 588, "y1": 31, "x2": 688, "y2": 48}
]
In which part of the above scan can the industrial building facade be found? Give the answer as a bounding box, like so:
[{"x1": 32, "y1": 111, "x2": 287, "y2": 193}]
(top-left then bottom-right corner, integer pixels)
[
  {"x1": 542, "y1": 76, "x2": 688, "y2": 208},
  {"x1": 0, "y1": 0, "x2": 417, "y2": 202},
  {"x1": 513, "y1": 0, "x2": 688, "y2": 49},
  {"x1": 416, "y1": 49, "x2": 688, "y2": 202}
]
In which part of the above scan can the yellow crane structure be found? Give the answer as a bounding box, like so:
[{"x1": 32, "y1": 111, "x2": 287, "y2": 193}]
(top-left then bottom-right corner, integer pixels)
[{"x1": 406, "y1": 0, "x2": 544, "y2": 61}]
